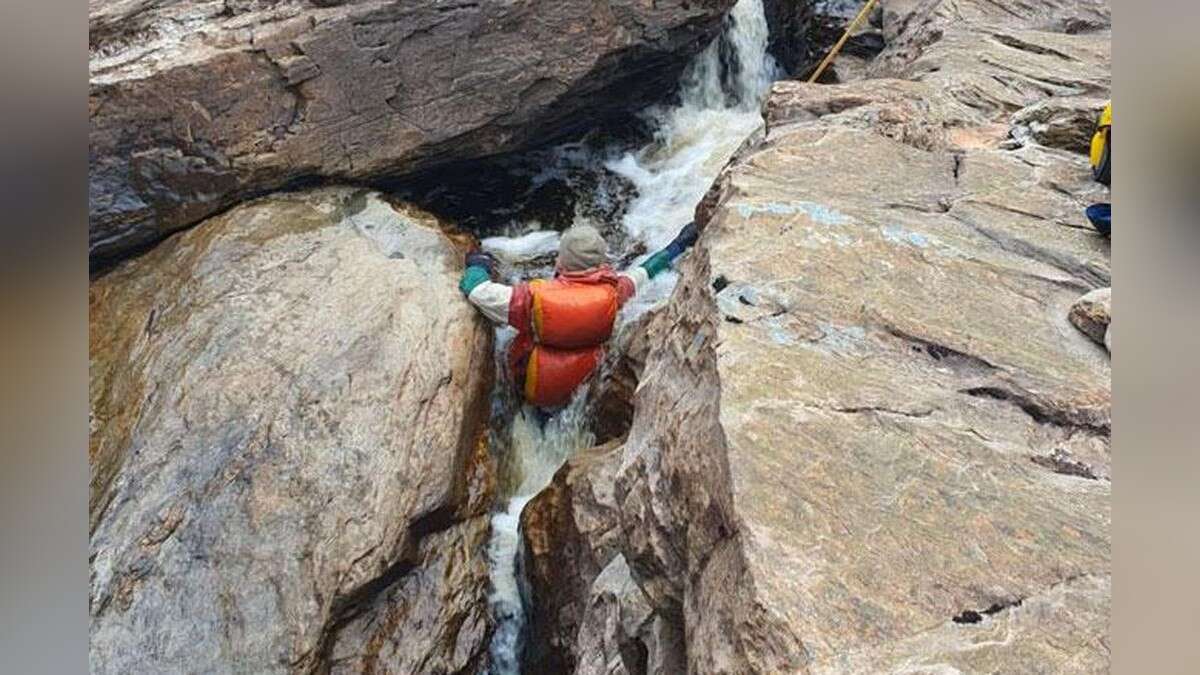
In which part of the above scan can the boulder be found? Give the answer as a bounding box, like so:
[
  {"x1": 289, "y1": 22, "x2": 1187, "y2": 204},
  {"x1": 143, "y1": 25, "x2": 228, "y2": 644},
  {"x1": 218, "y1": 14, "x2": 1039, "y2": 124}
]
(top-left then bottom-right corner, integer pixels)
[
  {"x1": 872, "y1": 0, "x2": 1110, "y2": 117},
  {"x1": 520, "y1": 440, "x2": 628, "y2": 674},
  {"x1": 575, "y1": 555, "x2": 685, "y2": 675},
  {"x1": 1069, "y1": 286, "x2": 1112, "y2": 348},
  {"x1": 89, "y1": 188, "x2": 496, "y2": 673},
  {"x1": 89, "y1": 0, "x2": 737, "y2": 264},
  {"x1": 1012, "y1": 97, "x2": 1109, "y2": 153},
  {"x1": 613, "y1": 0, "x2": 1111, "y2": 671},
  {"x1": 521, "y1": 439, "x2": 687, "y2": 675}
]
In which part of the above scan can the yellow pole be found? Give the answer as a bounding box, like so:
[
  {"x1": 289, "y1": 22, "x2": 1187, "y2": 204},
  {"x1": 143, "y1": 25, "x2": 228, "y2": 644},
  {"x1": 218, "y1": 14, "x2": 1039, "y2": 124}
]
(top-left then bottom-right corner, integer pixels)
[{"x1": 806, "y1": 0, "x2": 882, "y2": 84}]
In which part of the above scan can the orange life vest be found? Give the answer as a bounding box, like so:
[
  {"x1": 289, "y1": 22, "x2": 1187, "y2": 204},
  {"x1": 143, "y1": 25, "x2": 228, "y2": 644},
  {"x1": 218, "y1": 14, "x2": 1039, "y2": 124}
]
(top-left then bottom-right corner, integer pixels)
[{"x1": 508, "y1": 267, "x2": 634, "y2": 408}]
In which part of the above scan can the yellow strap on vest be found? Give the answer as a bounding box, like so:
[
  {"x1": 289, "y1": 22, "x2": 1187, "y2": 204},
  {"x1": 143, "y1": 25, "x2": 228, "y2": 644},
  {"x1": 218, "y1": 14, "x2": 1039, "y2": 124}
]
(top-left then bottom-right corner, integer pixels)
[
  {"x1": 524, "y1": 347, "x2": 539, "y2": 402},
  {"x1": 1090, "y1": 102, "x2": 1111, "y2": 169},
  {"x1": 530, "y1": 279, "x2": 546, "y2": 340}
]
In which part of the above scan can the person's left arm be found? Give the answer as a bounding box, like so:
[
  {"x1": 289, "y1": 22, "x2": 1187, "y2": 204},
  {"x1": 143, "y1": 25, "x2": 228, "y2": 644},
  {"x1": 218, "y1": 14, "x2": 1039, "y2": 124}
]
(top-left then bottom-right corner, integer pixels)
[{"x1": 616, "y1": 221, "x2": 700, "y2": 302}]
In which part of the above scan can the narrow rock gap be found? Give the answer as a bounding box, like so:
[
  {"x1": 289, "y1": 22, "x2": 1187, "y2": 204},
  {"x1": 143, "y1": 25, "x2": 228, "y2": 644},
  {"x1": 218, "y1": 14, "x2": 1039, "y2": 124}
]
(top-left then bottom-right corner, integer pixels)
[
  {"x1": 961, "y1": 385, "x2": 1110, "y2": 435},
  {"x1": 952, "y1": 598, "x2": 1023, "y2": 624},
  {"x1": 446, "y1": 2, "x2": 836, "y2": 669},
  {"x1": 308, "y1": 503, "x2": 463, "y2": 673}
]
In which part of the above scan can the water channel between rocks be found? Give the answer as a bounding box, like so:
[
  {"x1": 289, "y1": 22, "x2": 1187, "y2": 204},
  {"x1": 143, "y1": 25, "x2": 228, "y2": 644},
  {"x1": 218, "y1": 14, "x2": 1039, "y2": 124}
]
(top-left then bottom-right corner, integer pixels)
[{"x1": 481, "y1": 1, "x2": 781, "y2": 671}]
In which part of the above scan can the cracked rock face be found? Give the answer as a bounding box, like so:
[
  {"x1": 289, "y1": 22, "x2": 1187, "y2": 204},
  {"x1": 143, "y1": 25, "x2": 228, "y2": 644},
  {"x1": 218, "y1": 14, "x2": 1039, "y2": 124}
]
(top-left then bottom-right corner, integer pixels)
[
  {"x1": 89, "y1": 188, "x2": 495, "y2": 673},
  {"x1": 521, "y1": 440, "x2": 633, "y2": 673},
  {"x1": 610, "y1": 0, "x2": 1111, "y2": 671},
  {"x1": 88, "y1": 0, "x2": 736, "y2": 264},
  {"x1": 521, "y1": 439, "x2": 686, "y2": 675}
]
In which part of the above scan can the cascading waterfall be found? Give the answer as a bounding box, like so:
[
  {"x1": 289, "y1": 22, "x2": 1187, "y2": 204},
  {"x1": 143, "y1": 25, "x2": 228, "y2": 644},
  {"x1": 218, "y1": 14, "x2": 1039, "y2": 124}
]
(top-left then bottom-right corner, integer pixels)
[
  {"x1": 608, "y1": 0, "x2": 779, "y2": 319},
  {"x1": 484, "y1": 1, "x2": 779, "y2": 672}
]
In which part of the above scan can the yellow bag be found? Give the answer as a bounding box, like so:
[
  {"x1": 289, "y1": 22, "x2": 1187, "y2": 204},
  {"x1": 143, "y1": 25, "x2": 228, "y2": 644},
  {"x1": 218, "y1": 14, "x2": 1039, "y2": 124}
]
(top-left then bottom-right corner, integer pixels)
[{"x1": 1089, "y1": 102, "x2": 1111, "y2": 186}]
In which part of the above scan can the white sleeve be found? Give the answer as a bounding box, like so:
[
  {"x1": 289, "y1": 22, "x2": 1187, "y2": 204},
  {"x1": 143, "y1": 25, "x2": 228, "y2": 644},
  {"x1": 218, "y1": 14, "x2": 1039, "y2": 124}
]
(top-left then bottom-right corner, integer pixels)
[
  {"x1": 621, "y1": 267, "x2": 650, "y2": 296},
  {"x1": 467, "y1": 280, "x2": 513, "y2": 325}
]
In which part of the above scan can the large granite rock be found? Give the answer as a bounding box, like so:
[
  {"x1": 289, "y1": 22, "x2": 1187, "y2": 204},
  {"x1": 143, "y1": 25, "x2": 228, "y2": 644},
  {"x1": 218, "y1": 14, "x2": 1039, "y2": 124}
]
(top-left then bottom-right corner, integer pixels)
[
  {"x1": 89, "y1": 188, "x2": 496, "y2": 673},
  {"x1": 89, "y1": 0, "x2": 736, "y2": 264},
  {"x1": 608, "y1": 0, "x2": 1111, "y2": 671},
  {"x1": 521, "y1": 439, "x2": 687, "y2": 675},
  {"x1": 872, "y1": 0, "x2": 1110, "y2": 106},
  {"x1": 521, "y1": 440, "x2": 627, "y2": 673}
]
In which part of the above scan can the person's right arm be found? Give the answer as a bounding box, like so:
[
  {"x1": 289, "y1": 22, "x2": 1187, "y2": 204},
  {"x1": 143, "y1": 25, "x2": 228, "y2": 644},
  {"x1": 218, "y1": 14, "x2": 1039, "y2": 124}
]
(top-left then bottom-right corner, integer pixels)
[{"x1": 460, "y1": 252, "x2": 512, "y2": 325}]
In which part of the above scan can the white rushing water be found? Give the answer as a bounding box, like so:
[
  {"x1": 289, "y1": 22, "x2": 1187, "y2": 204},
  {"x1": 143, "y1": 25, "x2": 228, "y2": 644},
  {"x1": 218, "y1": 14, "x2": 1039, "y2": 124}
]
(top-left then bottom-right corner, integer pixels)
[
  {"x1": 609, "y1": 0, "x2": 780, "y2": 318},
  {"x1": 486, "y1": 396, "x2": 594, "y2": 674},
  {"x1": 485, "y1": 1, "x2": 779, "y2": 671},
  {"x1": 481, "y1": 230, "x2": 562, "y2": 265}
]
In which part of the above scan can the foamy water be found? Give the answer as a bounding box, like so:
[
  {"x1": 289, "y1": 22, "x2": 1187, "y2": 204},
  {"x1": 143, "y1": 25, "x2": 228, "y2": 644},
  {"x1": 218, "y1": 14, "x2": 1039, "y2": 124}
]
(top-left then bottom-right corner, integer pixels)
[
  {"x1": 481, "y1": 231, "x2": 561, "y2": 265},
  {"x1": 608, "y1": 0, "x2": 779, "y2": 315},
  {"x1": 486, "y1": 399, "x2": 594, "y2": 673},
  {"x1": 484, "y1": 1, "x2": 780, "y2": 671}
]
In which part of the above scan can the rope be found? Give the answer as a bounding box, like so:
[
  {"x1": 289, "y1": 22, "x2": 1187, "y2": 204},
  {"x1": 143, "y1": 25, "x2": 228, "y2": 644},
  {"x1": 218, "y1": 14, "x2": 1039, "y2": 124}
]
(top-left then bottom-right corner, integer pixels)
[{"x1": 806, "y1": 0, "x2": 882, "y2": 84}]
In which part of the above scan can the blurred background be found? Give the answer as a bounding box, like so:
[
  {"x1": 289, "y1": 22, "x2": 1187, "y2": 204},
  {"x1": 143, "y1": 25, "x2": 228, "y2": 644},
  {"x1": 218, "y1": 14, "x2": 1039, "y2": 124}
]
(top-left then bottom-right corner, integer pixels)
[
  {"x1": 0, "y1": 1, "x2": 88, "y2": 674},
  {"x1": 1106, "y1": 1, "x2": 1200, "y2": 671},
  {"x1": 1, "y1": 0, "x2": 1197, "y2": 672}
]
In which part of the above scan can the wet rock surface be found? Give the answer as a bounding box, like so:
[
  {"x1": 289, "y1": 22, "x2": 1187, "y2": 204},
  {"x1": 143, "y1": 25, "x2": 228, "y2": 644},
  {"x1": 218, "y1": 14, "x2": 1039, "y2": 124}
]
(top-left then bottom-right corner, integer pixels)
[
  {"x1": 521, "y1": 440, "x2": 626, "y2": 673},
  {"x1": 762, "y1": 0, "x2": 875, "y2": 78},
  {"x1": 89, "y1": 188, "x2": 496, "y2": 673},
  {"x1": 521, "y1": 438, "x2": 687, "y2": 675},
  {"x1": 89, "y1": 0, "x2": 737, "y2": 264},
  {"x1": 761, "y1": 0, "x2": 816, "y2": 75},
  {"x1": 391, "y1": 133, "x2": 643, "y2": 243},
  {"x1": 549, "y1": 0, "x2": 1112, "y2": 671}
]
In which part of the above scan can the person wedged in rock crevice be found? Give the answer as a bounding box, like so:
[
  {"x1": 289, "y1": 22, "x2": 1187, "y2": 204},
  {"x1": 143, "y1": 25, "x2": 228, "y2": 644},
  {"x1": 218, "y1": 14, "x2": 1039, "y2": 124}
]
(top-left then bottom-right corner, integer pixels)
[{"x1": 460, "y1": 223, "x2": 698, "y2": 408}]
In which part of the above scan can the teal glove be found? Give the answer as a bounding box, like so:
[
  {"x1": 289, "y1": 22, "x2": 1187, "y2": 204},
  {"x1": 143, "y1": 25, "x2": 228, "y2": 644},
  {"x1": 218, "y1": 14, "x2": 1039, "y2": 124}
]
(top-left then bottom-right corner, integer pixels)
[
  {"x1": 641, "y1": 248, "x2": 673, "y2": 278},
  {"x1": 640, "y1": 222, "x2": 698, "y2": 279},
  {"x1": 460, "y1": 250, "x2": 498, "y2": 295},
  {"x1": 459, "y1": 266, "x2": 491, "y2": 295}
]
